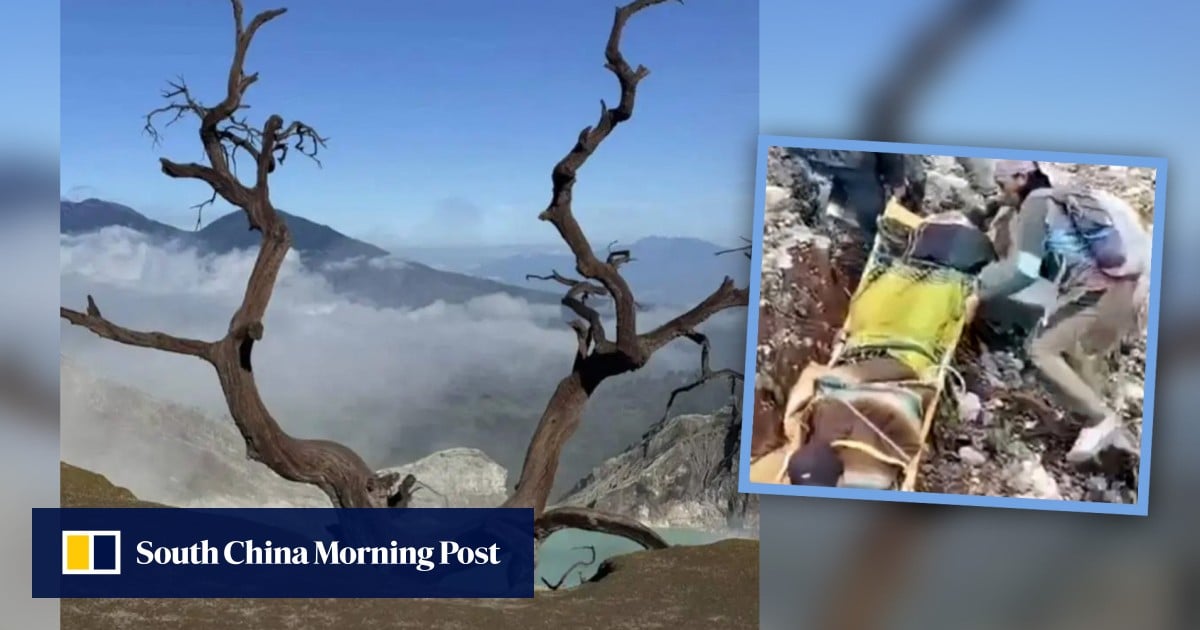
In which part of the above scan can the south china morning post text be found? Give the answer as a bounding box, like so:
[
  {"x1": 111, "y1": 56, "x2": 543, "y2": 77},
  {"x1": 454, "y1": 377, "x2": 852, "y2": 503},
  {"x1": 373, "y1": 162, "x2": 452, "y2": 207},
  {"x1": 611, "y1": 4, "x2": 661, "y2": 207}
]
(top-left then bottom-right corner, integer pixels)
[
  {"x1": 32, "y1": 507, "x2": 537, "y2": 598},
  {"x1": 135, "y1": 538, "x2": 502, "y2": 572}
]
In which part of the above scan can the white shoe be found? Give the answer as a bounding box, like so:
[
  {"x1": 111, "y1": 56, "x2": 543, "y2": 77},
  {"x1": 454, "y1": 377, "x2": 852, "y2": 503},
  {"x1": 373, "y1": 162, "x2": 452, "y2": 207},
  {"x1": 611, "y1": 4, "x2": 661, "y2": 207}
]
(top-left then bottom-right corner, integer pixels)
[{"x1": 1066, "y1": 416, "x2": 1122, "y2": 464}]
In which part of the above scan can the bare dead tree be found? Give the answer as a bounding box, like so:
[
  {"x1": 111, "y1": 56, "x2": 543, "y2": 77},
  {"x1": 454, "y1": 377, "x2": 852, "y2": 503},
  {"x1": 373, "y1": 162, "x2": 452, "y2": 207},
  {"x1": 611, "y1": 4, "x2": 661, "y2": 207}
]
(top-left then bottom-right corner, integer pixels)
[
  {"x1": 541, "y1": 545, "x2": 597, "y2": 591},
  {"x1": 507, "y1": 0, "x2": 748, "y2": 549},
  {"x1": 658, "y1": 239, "x2": 752, "y2": 417},
  {"x1": 59, "y1": 1, "x2": 407, "y2": 509},
  {"x1": 663, "y1": 331, "x2": 744, "y2": 420},
  {"x1": 59, "y1": 0, "x2": 742, "y2": 558}
]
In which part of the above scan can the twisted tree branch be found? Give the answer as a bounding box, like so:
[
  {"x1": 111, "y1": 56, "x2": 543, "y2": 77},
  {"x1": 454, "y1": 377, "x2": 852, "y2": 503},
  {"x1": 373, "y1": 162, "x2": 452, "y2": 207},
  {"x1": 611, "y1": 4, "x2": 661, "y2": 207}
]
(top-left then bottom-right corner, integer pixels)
[
  {"x1": 536, "y1": 506, "x2": 669, "y2": 550},
  {"x1": 715, "y1": 236, "x2": 752, "y2": 260},
  {"x1": 60, "y1": 296, "x2": 214, "y2": 359},
  {"x1": 144, "y1": 3, "x2": 326, "y2": 219},
  {"x1": 535, "y1": 0, "x2": 677, "y2": 362},
  {"x1": 527, "y1": 270, "x2": 613, "y2": 353},
  {"x1": 541, "y1": 545, "x2": 597, "y2": 591},
  {"x1": 639, "y1": 277, "x2": 748, "y2": 355},
  {"x1": 505, "y1": 1, "x2": 747, "y2": 527},
  {"x1": 63, "y1": 0, "x2": 381, "y2": 509},
  {"x1": 663, "y1": 330, "x2": 744, "y2": 420}
]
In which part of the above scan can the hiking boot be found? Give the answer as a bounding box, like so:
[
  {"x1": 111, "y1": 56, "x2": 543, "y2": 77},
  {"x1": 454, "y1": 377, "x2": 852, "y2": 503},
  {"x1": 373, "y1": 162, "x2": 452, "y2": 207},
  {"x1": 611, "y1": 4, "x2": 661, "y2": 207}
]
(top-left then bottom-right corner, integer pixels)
[{"x1": 1066, "y1": 415, "x2": 1123, "y2": 464}]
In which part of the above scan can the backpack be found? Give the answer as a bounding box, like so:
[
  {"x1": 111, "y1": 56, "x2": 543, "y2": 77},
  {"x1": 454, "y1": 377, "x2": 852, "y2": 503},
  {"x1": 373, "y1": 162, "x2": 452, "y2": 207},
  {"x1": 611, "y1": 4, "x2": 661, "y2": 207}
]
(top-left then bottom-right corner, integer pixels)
[{"x1": 1049, "y1": 187, "x2": 1147, "y2": 279}]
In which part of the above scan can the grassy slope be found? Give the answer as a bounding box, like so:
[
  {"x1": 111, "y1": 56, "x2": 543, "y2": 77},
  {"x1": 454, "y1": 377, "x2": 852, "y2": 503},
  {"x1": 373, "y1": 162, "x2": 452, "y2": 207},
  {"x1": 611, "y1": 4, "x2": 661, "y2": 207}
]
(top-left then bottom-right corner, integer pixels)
[{"x1": 59, "y1": 462, "x2": 758, "y2": 630}]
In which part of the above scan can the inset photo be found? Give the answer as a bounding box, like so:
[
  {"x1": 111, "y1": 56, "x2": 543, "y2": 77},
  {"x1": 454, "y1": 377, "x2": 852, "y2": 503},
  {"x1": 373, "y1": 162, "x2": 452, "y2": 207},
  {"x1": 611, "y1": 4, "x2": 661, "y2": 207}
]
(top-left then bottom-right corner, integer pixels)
[{"x1": 740, "y1": 136, "x2": 1165, "y2": 516}]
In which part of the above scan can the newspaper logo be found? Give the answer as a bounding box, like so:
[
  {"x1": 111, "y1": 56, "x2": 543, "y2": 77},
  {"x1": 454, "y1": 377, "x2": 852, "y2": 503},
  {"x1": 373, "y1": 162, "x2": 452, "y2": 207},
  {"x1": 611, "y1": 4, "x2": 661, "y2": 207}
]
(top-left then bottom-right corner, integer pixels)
[{"x1": 62, "y1": 531, "x2": 121, "y2": 575}]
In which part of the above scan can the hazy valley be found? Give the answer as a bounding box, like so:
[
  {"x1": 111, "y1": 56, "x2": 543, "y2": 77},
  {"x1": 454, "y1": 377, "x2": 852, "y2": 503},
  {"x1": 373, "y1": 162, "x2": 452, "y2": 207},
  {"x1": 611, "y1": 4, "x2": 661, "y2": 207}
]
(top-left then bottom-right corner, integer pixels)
[{"x1": 60, "y1": 198, "x2": 752, "y2": 522}]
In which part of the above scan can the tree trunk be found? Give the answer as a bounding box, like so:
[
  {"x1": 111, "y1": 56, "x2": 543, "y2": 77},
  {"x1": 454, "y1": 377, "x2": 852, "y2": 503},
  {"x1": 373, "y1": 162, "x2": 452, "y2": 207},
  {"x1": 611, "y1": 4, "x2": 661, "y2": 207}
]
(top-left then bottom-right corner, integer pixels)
[
  {"x1": 209, "y1": 339, "x2": 381, "y2": 508},
  {"x1": 504, "y1": 371, "x2": 590, "y2": 514}
]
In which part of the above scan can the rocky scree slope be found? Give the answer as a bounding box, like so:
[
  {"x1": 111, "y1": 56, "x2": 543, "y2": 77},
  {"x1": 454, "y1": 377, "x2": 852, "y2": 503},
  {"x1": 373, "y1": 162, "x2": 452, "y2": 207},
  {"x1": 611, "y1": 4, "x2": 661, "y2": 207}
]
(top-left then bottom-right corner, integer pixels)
[{"x1": 557, "y1": 404, "x2": 758, "y2": 534}]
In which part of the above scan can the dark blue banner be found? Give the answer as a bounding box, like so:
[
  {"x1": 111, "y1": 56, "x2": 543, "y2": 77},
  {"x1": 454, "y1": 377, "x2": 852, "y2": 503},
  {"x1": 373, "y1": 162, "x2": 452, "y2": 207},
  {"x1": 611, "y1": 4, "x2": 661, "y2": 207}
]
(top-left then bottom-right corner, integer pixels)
[{"x1": 32, "y1": 507, "x2": 535, "y2": 598}]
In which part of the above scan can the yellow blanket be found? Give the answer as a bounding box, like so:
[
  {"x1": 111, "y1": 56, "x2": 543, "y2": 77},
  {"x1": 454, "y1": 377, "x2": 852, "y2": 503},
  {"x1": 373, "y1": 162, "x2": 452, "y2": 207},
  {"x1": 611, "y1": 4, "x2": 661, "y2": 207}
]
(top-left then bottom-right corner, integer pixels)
[
  {"x1": 843, "y1": 261, "x2": 972, "y2": 378},
  {"x1": 751, "y1": 200, "x2": 977, "y2": 490}
]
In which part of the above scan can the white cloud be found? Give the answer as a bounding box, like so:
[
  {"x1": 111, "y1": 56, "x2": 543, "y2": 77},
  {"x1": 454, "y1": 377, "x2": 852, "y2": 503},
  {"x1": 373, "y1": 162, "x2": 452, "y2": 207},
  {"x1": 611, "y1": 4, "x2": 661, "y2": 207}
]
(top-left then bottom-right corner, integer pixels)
[
  {"x1": 319, "y1": 256, "x2": 368, "y2": 272},
  {"x1": 323, "y1": 254, "x2": 414, "y2": 272},
  {"x1": 59, "y1": 229, "x2": 745, "y2": 473},
  {"x1": 366, "y1": 255, "x2": 411, "y2": 270}
]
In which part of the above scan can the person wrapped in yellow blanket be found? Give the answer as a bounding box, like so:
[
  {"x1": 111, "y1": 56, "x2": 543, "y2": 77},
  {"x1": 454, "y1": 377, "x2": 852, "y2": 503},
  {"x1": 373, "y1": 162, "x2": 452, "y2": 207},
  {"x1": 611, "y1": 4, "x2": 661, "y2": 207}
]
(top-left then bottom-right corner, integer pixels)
[
  {"x1": 842, "y1": 255, "x2": 974, "y2": 380},
  {"x1": 750, "y1": 205, "x2": 987, "y2": 490}
]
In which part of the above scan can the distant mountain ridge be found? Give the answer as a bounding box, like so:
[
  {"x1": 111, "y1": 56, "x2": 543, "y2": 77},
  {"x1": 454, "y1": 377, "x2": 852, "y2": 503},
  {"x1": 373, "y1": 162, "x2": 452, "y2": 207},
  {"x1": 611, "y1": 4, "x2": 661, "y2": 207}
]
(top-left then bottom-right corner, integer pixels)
[
  {"x1": 60, "y1": 198, "x2": 746, "y2": 310},
  {"x1": 474, "y1": 235, "x2": 750, "y2": 307},
  {"x1": 60, "y1": 198, "x2": 562, "y2": 308},
  {"x1": 62, "y1": 198, "x2": 389, "y2": 263},
  {"x1": 194, "y1": 208, "x2": 390, "y2": 262},
  {"x1": 61, "y1": 198, "x2": 187, "y2": 239}
]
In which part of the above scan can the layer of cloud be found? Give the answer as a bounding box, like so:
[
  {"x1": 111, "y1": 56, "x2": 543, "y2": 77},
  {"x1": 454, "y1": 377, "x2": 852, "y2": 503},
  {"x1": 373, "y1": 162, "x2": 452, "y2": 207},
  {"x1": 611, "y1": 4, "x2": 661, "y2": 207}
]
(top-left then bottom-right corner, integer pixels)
[{"x1": 60, "y1": 228, "x2": 746, "y2": 485}]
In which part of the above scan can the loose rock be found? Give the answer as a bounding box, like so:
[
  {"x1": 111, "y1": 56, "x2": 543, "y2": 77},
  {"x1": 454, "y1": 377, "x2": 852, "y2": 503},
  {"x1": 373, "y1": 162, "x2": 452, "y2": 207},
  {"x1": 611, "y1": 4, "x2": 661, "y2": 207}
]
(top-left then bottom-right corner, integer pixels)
[
  {"x1": 957, "y1": 392, "x2": 982, "y2": 424},
  {"x1": 958, "y1": 446, "x2": 988, "y2": 466},
  {"x1": 1007, "y1": 459, "x2": 1063, "y2": 500}
]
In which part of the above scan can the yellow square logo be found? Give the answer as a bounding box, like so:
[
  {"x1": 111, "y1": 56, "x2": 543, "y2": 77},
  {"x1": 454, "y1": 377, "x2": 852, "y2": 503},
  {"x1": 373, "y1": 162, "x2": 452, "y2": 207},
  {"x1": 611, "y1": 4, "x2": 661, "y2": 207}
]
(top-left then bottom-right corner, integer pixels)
[{"x1": 62, "y1": 531, "x2": 121, "y2": 575}]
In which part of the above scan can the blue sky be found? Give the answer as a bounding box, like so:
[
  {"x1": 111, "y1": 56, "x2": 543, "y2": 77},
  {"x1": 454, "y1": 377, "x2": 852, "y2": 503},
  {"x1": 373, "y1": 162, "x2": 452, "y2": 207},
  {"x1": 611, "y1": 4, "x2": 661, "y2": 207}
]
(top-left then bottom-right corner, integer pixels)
[
  {"x1": 1, "y1": 1, "x2": 58, "y2": 156},
  {"x1": 761, "y1": 0, "x2": 1198, "y2": 303},
  {"x1": 761, "y1": 0, "x2": 1188, "y2": 157},
  {"x1": 60, "y1": 0, "x2": 756, "y2": 248}
]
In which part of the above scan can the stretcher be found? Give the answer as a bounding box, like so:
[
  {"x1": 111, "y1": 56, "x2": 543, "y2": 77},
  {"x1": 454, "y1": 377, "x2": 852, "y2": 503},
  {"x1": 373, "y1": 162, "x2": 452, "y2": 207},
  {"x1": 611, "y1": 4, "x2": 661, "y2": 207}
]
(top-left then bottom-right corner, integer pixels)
[{"x1": 751, "y1": 198, "x2": 980, "y2": 491}]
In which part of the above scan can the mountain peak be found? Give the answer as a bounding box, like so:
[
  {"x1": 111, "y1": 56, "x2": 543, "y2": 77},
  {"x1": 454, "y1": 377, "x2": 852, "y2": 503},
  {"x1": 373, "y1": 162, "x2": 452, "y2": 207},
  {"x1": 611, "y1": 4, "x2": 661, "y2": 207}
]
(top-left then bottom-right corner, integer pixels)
[
  {"x1": 59, "y1": 196, "x2": 565, "y2": 309},
  {"x1": 196, "y1": 208, "x2": 390, "y2": 262},
  {"x1": 61, "y1": 198, "x2": 184, "y2": 238}
]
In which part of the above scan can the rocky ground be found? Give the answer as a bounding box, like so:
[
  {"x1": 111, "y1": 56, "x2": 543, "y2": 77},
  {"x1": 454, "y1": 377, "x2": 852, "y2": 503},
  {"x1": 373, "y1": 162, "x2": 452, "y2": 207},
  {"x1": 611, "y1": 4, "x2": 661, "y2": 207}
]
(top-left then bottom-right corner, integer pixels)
[
  {"x1": 59, "y1": 462, "x2": 758, "y2": 630},
  {"x1": 754, "y1": 147, "x2": 1151, "y2": 503},
  {"x1": 557, "y1": 405, "x2": 758, "y2": 534}
]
